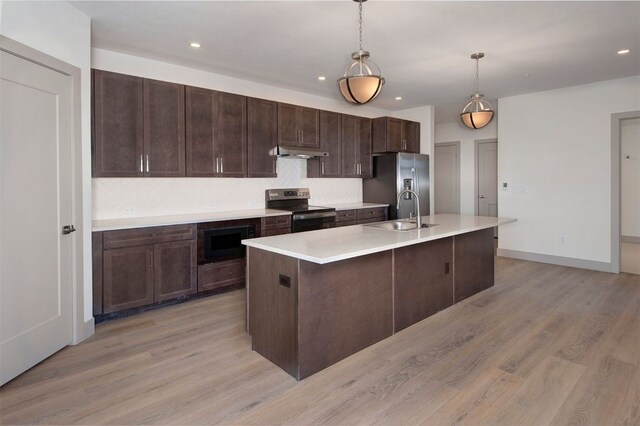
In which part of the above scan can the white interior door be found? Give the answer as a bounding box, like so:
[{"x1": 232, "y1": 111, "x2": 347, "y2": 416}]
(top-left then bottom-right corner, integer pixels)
[
  {"x1": 476, "y1": 140, "x2": 498, "y2": 218},
  {"x1": 434, "y1": 142, "x2": 460, "y2": 214},
  {"x1": 1, "y1": 50, "x2": 74, "y2": 385}
]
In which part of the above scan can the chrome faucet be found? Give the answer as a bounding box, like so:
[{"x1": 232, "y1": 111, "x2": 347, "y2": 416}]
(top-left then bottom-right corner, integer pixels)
[{"x1": 397, "y1": 189, "x2": 422, "y2": 229}]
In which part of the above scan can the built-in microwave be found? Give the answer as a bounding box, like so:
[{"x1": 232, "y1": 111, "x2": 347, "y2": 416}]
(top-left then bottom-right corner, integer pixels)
[{"x1": 202, "y1": 225, "x2": 256, "y2": 262}]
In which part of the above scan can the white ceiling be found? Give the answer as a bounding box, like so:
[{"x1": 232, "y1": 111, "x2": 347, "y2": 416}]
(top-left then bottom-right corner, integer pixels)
[{"x1": 72, "y1": 1, "x2": 640, "y2": 111}]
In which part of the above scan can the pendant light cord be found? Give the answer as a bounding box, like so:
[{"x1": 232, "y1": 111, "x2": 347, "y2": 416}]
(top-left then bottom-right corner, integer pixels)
[
  {"x1": 475, "y1": 56, "x2": 480, "y2": 94},
  {"x1": 359, "y1": 0, "x2": 364, "y2": 52}
]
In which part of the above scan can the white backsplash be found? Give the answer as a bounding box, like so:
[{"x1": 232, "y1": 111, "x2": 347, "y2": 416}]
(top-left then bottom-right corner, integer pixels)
[{"x1": 92, "y1": 159, "x2": 363, "y2": 220}]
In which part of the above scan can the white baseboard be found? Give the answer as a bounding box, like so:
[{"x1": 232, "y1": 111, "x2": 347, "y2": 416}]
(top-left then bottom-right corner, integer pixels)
[
  {"x1": 497, "y1": 248, "x2": 612, "y2": 273},
  {"x1": 622, "y1": 235, "x2": 640, "y2": 244}
]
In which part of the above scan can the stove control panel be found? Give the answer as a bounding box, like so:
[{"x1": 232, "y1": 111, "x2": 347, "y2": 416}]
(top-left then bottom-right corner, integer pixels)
[{"x1": 266, "y1": 188, "x2": 310, "y2": 201}]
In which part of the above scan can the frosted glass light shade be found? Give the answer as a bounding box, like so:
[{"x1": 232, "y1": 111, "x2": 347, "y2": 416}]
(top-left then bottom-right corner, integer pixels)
[
  {"x1": 338, "y1": 75, "x2": 384, "y2": 105},
  {"x1": 460, "y1": 94, "x2": 494, "y2": 129},
  {"x1": 461, "y1": 110, "x2": 494, "y2": 129}
]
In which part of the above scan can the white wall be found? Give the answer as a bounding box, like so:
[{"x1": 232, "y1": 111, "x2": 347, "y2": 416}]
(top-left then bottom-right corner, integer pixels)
[
  {"x1": 621, "y1": 117, "x2": 640, "y2": 239},
  {"x1": 0, "y1": 1, "x2": 94, "y2": 324},
  {"x1": 435, "y1": 111, "x2": 498, "y2": 215},
  {"x1": 498, "y1": 76, "x2": 640, "y2": 267},
  {"x1": 92, "y1": 48, "x2": 399, "y2": 219},
  {"x1": 392, "y1": 106, "x2": 436, "y2": 213}
]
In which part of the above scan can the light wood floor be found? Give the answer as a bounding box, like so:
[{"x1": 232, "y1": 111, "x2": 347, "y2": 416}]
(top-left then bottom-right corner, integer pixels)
[{"x1": 1, "y1": 257, "x2": 639, "y2": 425}]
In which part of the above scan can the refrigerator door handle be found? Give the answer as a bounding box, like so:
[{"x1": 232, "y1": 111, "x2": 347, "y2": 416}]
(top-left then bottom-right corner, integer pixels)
[{"x1": 412, "y1": 167, "x2": 419, "y2": 217}]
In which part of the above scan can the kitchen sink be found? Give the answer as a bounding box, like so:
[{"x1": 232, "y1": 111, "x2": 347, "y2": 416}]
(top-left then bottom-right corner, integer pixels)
[{"x1": 365, "y1": 220, "x2": 438, "y2": 232}]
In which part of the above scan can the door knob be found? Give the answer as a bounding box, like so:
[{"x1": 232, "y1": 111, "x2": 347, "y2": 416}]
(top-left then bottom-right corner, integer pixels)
[{"x1": 62, "y1": 225, "x2": 76, "y2": 235}]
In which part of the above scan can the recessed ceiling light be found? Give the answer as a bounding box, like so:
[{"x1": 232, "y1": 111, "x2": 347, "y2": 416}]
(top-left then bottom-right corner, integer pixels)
[
  {"x1": 524, "y1": 73, "x2": 530, "y2": 77},
  {"x1": 317, "y1": 76, "x2": 326, "y2": 81},
  {"x1": 190, "y1": 42, "x2": 201, "y2": 48},
  {"x1": 395, "y1": 96, "x2": 402, "y2": 100},
  {"x1": 617, "y1": 49, "x2": 630, "y2": 55}
]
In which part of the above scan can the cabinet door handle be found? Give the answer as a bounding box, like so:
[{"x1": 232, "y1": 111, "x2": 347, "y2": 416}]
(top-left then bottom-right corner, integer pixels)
[
  {"x1": 216, "y1": 157, "x2": 219, "y2": 173},
  {"x1": 301, "y1": 129, "x2": 304, "y2": 144},
  {"x1": 220, "y1": 157, "x2": 224, "y2": 173},
  {"x1": 321, "y1": 161, "x2": 325, "y2": 175},
  {"x1": 140, "y1": 154, "x2": 143, "y2": 172},
  {"x1": 146, "y1": 154, "x2": 149, "y2": 173}
]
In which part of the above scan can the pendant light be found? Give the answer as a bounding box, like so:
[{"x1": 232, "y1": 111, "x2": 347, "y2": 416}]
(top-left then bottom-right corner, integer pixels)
[
  {"x1": 460, "y1": 53, "x2": 494, "y2": 129},
  {"x1": 338, "y1": 0, "x2": 385, "y2": 105}
]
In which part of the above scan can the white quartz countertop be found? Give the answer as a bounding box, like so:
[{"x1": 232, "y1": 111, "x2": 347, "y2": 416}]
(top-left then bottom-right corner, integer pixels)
[
  {"x1": 325, "y1": 202, "x2": 389, "y2": 211},
  {"x1": 243, "y1": 214, "x2": 517, "y2": 264},
  {"x1": 93, "y1": 209, "x2": 291, "y2": 232}
]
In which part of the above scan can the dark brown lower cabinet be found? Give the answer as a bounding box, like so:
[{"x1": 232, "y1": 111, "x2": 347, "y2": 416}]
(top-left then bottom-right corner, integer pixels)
[
  {"x1": 198, "y1": 258, "x2": 245, "y2": 292},
  {"x1": 154, "y1": 240, "x2": 197, "y2": 302},
  {"x1": 92, "y1": 232, "x2": 104, "y2": 315},
  {"x1": 454, "y1": 227, "x2": 495, "y2": 302},
  {"x1": 393, "y1": 237, "x2": 453, "y2": 332},
  {"x1": 99, "y1": 225, "x2": 198, "y2": 315},
  {"x1": 103, "y1": 245, "x2": 155, "y2": 314}
]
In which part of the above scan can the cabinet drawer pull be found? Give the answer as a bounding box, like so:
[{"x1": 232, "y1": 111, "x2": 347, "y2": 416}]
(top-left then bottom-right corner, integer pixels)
[
  {"x1": 146, "y1": 154, "x2": 149, "y2": 173},
  {"x1": 220, "y1": 157, "x2": 224, "y2": 173},
  {"x1": 140, "y1": 154, "x2": 143, "y2": 172}
]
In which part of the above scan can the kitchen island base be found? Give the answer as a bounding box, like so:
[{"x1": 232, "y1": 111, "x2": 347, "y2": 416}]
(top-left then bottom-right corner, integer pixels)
[{"x1": 248, "y1": 227, "x2": 495, "y2": 381}]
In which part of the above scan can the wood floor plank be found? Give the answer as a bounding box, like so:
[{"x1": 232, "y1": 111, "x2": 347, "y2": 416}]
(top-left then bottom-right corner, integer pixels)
[
  {"x1": 424, "y1": 367, "x2": 523, "y2": 425},
  {"x1": 483, "y1": 355, "x2": 585, "y2": 426},
  {"x1": 550, "y1": 355, "x2": 638, "y2": 426},
  {"x1": 1, "y1": 257, "x2": 638, "y2": 425}
]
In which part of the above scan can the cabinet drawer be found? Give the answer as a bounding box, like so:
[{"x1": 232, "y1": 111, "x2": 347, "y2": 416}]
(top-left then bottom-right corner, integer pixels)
[
  {"x1": 262, "y1": 215, "x2": 291, "y2": 230},
  {"x1": 336, "y1": 220, "x2": 358, "y2": 228},
  {"x1": 198, "y1": 259, "x2": 246, "y2": 292},
  {"x1": 262, "y1": 228, "x2": 292, "y2": 237},
  {"x1": 336, "y1": 210, "x2": 357, "y2": 222},
  {"x1": 104, "y1": 224, "x2": 196, "y2": 249},
  {"x1": 356, "y1": 207, "x2": 388, "y2": 221}
]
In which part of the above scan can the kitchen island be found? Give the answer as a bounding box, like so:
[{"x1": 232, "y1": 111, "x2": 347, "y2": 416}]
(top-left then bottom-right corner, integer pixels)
[{"x1": 243, "y1": 214, "x2": 516, "y2": 380}]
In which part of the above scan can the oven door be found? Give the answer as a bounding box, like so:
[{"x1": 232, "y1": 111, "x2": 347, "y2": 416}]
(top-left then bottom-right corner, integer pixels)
[{"x1": 292, "y1": 212, "x2": 337, "y2": 233}]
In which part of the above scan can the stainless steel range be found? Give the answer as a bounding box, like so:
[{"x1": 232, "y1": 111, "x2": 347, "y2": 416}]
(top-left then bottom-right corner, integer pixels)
[{"x1": 265, "y1": 188, "x2": 337, "y2": 233}]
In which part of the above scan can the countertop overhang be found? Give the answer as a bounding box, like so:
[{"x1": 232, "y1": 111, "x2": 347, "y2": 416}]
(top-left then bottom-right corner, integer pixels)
[
  {"x1": 91, "y1": 203, "x2": 389, "y2": 232},
  {"x1": 242, "y1": 214, "x2": 517, "y2": 264}
]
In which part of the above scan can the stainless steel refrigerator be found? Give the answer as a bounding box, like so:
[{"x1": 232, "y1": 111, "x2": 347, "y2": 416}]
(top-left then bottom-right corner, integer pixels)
[{"x1": 363, "y1": 153, "x2": 430, "y2": 220}]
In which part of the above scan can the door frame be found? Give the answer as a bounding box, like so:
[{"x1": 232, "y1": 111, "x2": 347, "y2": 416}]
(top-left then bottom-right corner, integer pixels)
[
  {"x1": 611, "y1": 110, "x2": 640, "y2": 274},
  {"x1": 0, "y1": 36, "x2": 89, "y2": 343},
  {"x1": 474, "y1": 138, "x2": 498, "y2": 215},
  {"x1": 434, "y1": 141, "x2": 460, "y2": 214}
]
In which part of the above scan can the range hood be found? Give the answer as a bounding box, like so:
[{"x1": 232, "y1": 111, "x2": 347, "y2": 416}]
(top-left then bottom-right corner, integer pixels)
[{"x1": 270, "y1": 145, "x2": 329, "y2": 159}]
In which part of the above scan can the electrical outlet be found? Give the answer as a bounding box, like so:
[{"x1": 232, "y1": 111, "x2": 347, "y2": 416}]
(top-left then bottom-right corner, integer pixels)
[
  {"x1": 124, "y1": 208, "x2": 135, "y2": 214},
  {"x1": 560, "y1": 236, "x2": 566, "y2": 244}
]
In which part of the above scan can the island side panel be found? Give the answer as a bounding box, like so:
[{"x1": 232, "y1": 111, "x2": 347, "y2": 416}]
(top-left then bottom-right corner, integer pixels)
[
  {"x1": 393, "y1": 237, "x2": 454, "y2": 332},
  {"x1": 297, "y1": 251, "x2": 393, "y2": 380},
  {"x1": 247, "y1": 247, "x2": 299, "y2": 379},
  {"x1": 454, "y1": 227, "x2": 495, "y2": 303}
]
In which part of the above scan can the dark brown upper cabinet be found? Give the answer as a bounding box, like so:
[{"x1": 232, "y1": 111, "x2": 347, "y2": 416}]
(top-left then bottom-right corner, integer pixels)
[
  {"x1": 248, "y1": 97, "x2": 278, "y2": 177},
  {"x1": 341, "y1": 114, "x2": 372, "y2": 178},
  {"x1": 373, "y1": 117, "x2": 420, "y2": 154},
  {"x1": 307, "y1": 111, "x2": 342, "y2": 178},
  {"x1": 278, "y1": 103, "x2": 319, "y2": 148},
  {"x1": 93, "y1": 70, "x2": 144, "y2": 177},
  {"x1": 143, "y1": 79, "x2": 186, "y2": 177},
  {"x1": 185, "y1": 87, "x2": 247, "y2": 177}
]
